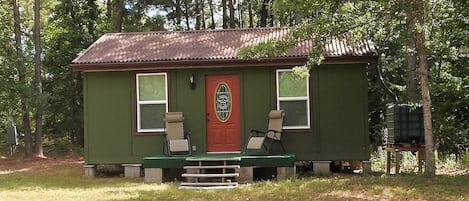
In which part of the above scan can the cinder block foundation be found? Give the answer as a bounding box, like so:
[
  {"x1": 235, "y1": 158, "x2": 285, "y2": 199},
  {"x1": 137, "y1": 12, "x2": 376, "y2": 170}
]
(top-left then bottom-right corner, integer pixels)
[
  {"x1": 362, "y1": 161, "x2": 372, "y2": 173},
  {"x1": 237, "y1": 167, "x2": 253, "y2": 184},
  {"x1": 83, "y1": 165, "x2": 97, "y2": 177},
  {"x1": 144, "y1": 168, "x2": 163, "y2": 183},
  {"x1": 122, "y1": 164, "x2": 142, "y2": 178},
  {"x1": 277, "y1": 166, "x2": 296, "y2": 180},
  {"x1": 313, "y1": 161, "x2": 331, "y2": 175},
  {"x1": 185, "y1": 168, "x2": 198, "y2": 182}
]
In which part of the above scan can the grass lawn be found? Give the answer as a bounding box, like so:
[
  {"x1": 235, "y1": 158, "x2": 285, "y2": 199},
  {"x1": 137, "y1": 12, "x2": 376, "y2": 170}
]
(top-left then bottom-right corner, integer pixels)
[{"x1": 0, "y1": 161, "x2": 468, "y2": 201}]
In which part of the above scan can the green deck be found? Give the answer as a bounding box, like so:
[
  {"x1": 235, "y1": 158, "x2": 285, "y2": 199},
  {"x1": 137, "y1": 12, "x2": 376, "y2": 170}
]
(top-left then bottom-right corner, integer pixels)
[{"x1": 143, "y1": 154, "x2": 296, "y2": 168}]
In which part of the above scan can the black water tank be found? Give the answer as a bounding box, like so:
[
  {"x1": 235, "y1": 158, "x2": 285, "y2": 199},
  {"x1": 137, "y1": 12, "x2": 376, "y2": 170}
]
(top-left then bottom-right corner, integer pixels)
[{"x1": 385, "y1": 104, "x2": 425, "y2": 145}]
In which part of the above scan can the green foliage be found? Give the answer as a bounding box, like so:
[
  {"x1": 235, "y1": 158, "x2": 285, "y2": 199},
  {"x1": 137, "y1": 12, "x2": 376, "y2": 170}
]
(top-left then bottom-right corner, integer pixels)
[
  {"x1": 41, "y1": 0, "x2": 103, "y2": 145},
  {"x1": 427, "y1": 0, "x2": 469, "y2": 154},
  {"x1": 370, "y1": 148, "x2": 387, "y2": 172},
  {"x1": 436, "y1": 153, "x2": 461, "y2": 170},
  {"x1": 463, "y1": 154, "x2": 469, "y2": 169},
  {"x1": 370, "y1": 148, "x2": 468, "y2": 173},
  {"x1": 1, "y1": 0, "x2": 467, "y2": 156},
  {"x1": 120, "y1": 0, "x2": 166, "y2": 32},
  {"x1": 240, "y1": 0, "x2": 469, "y2": 155},
  {"x1": 42, "y1": 136, "x2": 83, "y2": 154}
]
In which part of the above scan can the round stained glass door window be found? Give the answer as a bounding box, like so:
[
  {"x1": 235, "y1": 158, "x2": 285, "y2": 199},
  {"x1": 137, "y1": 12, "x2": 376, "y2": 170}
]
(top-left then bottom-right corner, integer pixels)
[{"x1": 215, "y1": 82, "x2": 231, "y2": 122}]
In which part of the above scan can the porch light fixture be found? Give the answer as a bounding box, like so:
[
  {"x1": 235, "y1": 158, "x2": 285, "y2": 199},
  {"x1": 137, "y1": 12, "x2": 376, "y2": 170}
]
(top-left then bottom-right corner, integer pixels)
[{"x1": 189, "y1": 73, "x2": 196, "y2": 90}]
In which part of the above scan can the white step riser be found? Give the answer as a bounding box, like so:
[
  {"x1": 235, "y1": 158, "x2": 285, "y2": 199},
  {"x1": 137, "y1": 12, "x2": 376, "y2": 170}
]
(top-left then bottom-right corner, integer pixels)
[
  {"x1": 184, "y1": 165, "x2": 240, "y2": 169},
  {"x1": 181, "y1": 158, "x2": 241, "y2": 188},
  {"x1": 180, "y1": 182, "x2": 238, "y2": 186},
  {"x1": 182, "y1": 173, "x2": 239, "y2": 178}
]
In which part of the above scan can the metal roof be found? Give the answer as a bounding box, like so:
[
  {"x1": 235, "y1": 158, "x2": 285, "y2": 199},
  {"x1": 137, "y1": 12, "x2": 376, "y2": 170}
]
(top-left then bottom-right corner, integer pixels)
[{"x1": 71, "y1": 28, "x2": 377, "y2": 71}]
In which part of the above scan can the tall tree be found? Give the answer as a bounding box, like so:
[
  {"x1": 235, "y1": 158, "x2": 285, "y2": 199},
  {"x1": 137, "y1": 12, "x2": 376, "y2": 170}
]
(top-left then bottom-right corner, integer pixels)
[
  {"x1": 182, "y1": 0, "x2": 190, "y2": 29},
  {"x1": 112, "y1": 0, "x2": 125, "y2": 32},
  {"x1": 240, "y1": 0, "x2": 441, "y2": 176},
  {"x1": 258, "y1": 0, "x2": 268, "y2": 27},
  {"x1": 222, "y1": 0, "x2": 228, "y2": 28},
  {"x1": 175, "y1": 0, "x2": 183, "y2": 28},
  {"x1": 195, "y1": 0, "x2": 201, "y2": 29},
  {"x1": 430, "y1": 0, "x2": 469, "y2": 155},
  {"x1": 413, "y1": 0, "x2": 435, "y2": 176},
  {"x1": 247, "y1": 0, "x2": 253, "y2": 27},
  {"x1": 12, "y1": 0, "x2": 33, "y2": 156},
  {"x1": 43, "y1": 0, "x2": 101, "y2": 147},
  {"x1": 237, "y1": 0, "x2": 242, "y2": 27},
  {"x1": 0, "y1": 2, "x2": 21, "y2": 138},
  {"x1": 208, "y1": 0, "x2": 216, "y2": 28},
  {"x1": 33, "y1": 0, "x2": 44, "y2": 157},
  {"x1": 200, "y1": 0, "x2": 206, "y2": 29},
  {"x1": 405, "y1": 1, "x2": 418, "y2": 102},
  {"x1": 228, "y1": 0, "x2": 236, "y2": 28}
]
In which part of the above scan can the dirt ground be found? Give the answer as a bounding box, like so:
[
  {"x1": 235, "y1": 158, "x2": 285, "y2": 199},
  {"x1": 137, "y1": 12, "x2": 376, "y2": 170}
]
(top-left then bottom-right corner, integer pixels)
[{"x1": 0, "y1": 154, "x2": 84, "y2": 171}]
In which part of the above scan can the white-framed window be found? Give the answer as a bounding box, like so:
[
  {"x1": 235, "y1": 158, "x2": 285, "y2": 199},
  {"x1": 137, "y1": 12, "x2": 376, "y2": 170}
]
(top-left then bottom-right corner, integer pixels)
[
  {"x1": 276, "y1": 69, "x2": 310, "y2": 129},
  {"x1": 136, "y1": 73, "x2": 168, "y2": 132}
]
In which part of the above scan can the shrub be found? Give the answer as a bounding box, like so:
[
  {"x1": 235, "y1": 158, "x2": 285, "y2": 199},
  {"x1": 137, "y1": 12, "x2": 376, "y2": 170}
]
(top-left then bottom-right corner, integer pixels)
[
  {"x1": 370, "y1": 147, "x2": 468, "y2": 173},
  {"x1": 462, "y1": 153, "x2": 469, "y2": 169}
]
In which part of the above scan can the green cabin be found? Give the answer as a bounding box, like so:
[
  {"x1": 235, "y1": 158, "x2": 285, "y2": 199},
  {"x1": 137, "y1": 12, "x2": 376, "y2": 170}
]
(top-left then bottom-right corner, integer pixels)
[{"x1": 72, "y1": 28, "x2": 377, "y2": 182}]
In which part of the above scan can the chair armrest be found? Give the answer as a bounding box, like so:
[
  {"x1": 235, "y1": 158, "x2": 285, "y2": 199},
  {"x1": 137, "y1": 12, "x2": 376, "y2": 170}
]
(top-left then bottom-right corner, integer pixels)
[{"x1": 267, "y1": 129, "x2": 282, "y2": 140}]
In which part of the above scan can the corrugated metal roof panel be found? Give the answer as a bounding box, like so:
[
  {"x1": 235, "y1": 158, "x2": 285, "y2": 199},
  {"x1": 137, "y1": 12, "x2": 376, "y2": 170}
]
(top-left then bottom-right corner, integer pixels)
[{"x1": 72, "y1": 28, "x2": 376, "y2": 65}]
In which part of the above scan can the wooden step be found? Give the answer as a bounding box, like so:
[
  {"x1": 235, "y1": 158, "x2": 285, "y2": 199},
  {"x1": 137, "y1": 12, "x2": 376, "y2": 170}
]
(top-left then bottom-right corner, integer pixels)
[
  {"x1": 180, "y1": 182, "x2": 238, "y2": 186},
  {"x1": 184, "y1": 165, "x2": 240, "y2": 169},
  {"x1": 182, "y1": 173, "x2": 239, "y2": 178},
  {"x1": 181, "y1": 157, "x2": 241, "y2": 188}
]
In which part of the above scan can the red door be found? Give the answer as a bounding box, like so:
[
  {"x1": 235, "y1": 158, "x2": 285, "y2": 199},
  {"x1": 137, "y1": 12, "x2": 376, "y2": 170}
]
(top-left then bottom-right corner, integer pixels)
[{"x1": 206, "y1": 74, "x2": 241, "y2": 152}]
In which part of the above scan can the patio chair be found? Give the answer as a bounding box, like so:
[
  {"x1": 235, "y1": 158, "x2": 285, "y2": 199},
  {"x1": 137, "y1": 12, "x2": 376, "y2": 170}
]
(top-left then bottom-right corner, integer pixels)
[
  {"x1": 163, "y1": 112, "x2": 192, "y2": 156},
  {"x1": 244, "y1": 110, "x2": 286, "y2": 155}
]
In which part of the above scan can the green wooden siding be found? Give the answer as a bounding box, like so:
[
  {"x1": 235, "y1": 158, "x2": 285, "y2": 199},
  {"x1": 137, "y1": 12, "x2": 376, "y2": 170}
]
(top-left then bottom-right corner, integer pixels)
[
  {"x1": 84, "y1": 72, "x2": 161, "y2": 164},
  {"x1": 316, "y1": 64, "x2": 369, "y2": 160},
  {"x1": 83, "y1": 64, "x2": 369, "y2": 164}
]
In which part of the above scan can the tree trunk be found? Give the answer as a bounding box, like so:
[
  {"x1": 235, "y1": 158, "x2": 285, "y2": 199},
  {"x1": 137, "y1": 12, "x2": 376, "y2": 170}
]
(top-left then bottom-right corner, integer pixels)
[
  {"x1": 222, "y1": 0, "x2": 228, "y2": 28},
  {"x1": 414, "y1": 0, "x2": 436, "y2": 177},
  {"x1": 106, "y1": 0, "x2": 112, "y2": 19},
  {"x1": 195, "y1": 0, "x2": 201, "y2": 30},
  {"x1": 33, "y1": 0, "x2": 44, "y2": 157},
  {"x1": 237, "y1": 0, "x2": 243, "y2": 27},
  {"x1": 228, "y1": 0, "x2": 236, "y2": 28},
  {"x1": 268, "y1": 0, "x2": 273, "y2": 27},
  {"x1": 175, "y1": 0, "x2": 183, "y2": 29},
  {"x1": 112, "y1": 0, "x2": 124, "y2": 32},
  {"x1": 406, "y1": 0, "x2": 418, "y2": 102},
  {"x1": 183, "y1": 1, "x2": 190, "y2": 30},
  {"x1": 259, "y1": 0, "x2": 268, "y2": 27},
  {"x1": 200, "y1": 0, "x2": 206, "y2": 29},
  {"x1": 13, "y1": 0, "x2": 33, "y2": 156},
  {"x1": 208, "y1": 0, "x2": 215, "y2": 29},
  {"x1": 248, "y1": 0, "x2": 253, "y2": 28}
]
